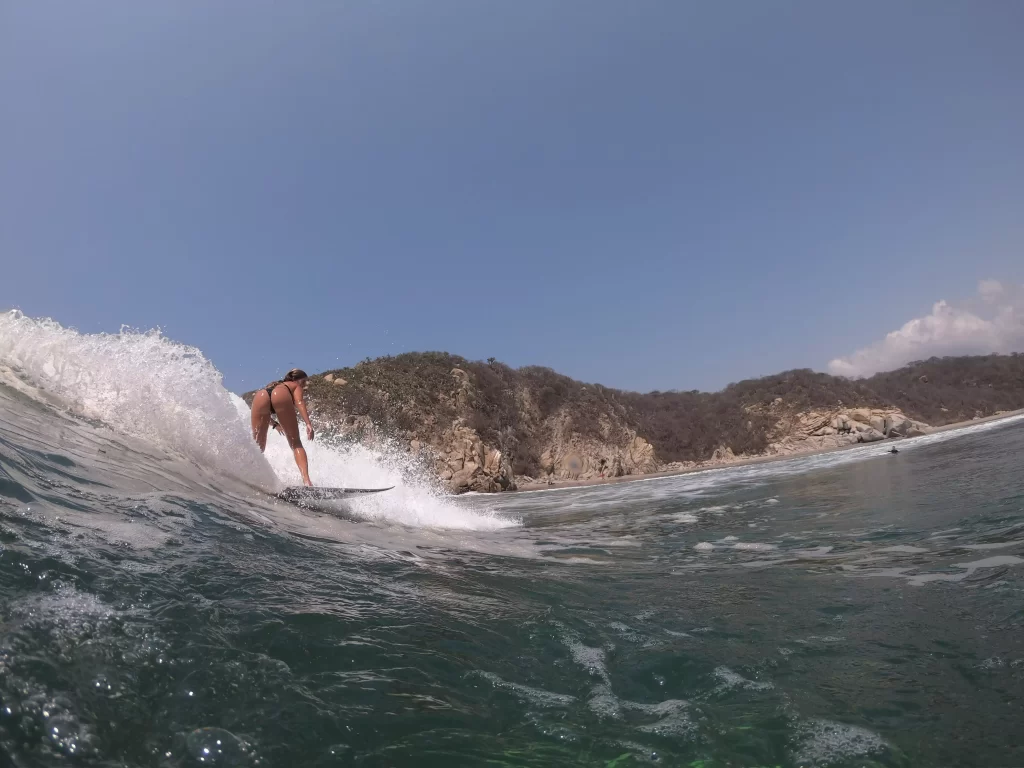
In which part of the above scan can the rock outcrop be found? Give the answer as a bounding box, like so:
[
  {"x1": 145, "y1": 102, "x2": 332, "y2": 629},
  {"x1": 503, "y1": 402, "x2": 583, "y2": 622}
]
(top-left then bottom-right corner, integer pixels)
[
  {"x1": 436, "y1": 424, "x2": 515, "y2": 493},
  {"x1": 242, "y1": 351, "x2": 1024, "y2": 493},
  {"x1": 537, "y1": 431, "x2": 658, "y2": 483},
  {"x1": 763, "y1": 406, "x2": 930, "y2": 455}
]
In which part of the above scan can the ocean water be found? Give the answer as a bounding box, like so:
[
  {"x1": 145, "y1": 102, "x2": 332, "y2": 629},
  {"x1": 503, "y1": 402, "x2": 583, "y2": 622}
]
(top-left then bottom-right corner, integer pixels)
[{"x1": 2, "y1": 311, "x2": 1024, "y2": 767}]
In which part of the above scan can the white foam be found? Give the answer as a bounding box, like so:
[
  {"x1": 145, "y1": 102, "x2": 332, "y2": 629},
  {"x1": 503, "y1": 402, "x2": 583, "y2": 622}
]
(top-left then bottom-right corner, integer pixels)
[
  {"x1": 793, "y1": 546, "x2": 835, "y2": 558},
  {"x1": 11, "y1": 583, "x2": 116, "y2": 650},
  {"x1": 0, "y1": 311, "x2": 272, "y2": 488},
  {"x1": 566, "y1": 640, "x2": 611, "y2": 684},
  {"x1": 906, "y1": 555, "x2": 1024, "y2": 586},
  {"x1": 792, "y1": 719, "x2": 887, "y2": 765},
  {"x1": 557, "y1": 626, "x2": 612, "y2": 685},
  {"x1": 713, "y1": 666, "x2": 774, "y2": 691},
  {"x1": 958, "y1": 541, "x2": 1024, "y2": 551},
  {"x1": 233, "y1": 397, "x2": 518, "y2": 531},
  {"x1": 472, "y1": 671, "x2": 575, "y2": 708},
  {"x1": 631, "y1": 699, "x2": 695, "y2": 738},
  {"x1": 587, "y1": 684, "x2": 622, "y2": 719},
  {"x1": 731, "y1": 542, "x2": 777, "y2": 552},
  {"x1": 694, "y1": 542, "x2": 715, "y2": 552},
  {"x1": 699, "y1": 505, "x2": 728, "y2": 514}
]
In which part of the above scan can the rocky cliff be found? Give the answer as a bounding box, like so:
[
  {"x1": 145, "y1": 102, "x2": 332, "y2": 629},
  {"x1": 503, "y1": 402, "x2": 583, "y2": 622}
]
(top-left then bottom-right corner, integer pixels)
[
  {"x1": 248, "y1": 352, "x2": 1024, "y2": 493},
  {"x1": 294, "y1": 355, "x2": 663, "y2": 492}
]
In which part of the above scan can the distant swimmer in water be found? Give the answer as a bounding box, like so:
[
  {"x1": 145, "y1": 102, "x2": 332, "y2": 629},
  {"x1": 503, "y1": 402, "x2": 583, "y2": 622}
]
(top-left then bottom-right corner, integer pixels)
[
  {"x1": 889, "y1": 447, "x2": 899, "y2": 454},
  {"x1": 250, "y1": 369, "x2": 315, "y2": 486}
]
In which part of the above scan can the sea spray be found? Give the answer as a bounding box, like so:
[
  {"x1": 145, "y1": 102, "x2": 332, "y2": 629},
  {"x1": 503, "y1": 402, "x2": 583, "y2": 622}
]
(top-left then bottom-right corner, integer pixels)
[
  {"x1": 235, "y1": 396, "x2": 518, "y2": 530},
  {"x1": 0, "y1": 310, "x2": 272, "y2": 488}
]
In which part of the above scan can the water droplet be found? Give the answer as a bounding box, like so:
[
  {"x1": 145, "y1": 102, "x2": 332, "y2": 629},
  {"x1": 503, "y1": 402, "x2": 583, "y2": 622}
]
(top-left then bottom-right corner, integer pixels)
[{"x1": 184, "y1": 727, "x2": 253, "y2": 766}]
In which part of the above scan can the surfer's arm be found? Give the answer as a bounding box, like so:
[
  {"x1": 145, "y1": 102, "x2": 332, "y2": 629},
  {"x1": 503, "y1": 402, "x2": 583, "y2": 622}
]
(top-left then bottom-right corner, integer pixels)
[{"x1": 295, "y1": 389, "x2": 315, "y2": 440}]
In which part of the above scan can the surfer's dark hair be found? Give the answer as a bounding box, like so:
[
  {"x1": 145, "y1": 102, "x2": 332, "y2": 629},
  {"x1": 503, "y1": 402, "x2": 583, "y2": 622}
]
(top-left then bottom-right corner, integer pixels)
[{"x1": 283, "y1": 368, "x2": 308, "y2": 382}]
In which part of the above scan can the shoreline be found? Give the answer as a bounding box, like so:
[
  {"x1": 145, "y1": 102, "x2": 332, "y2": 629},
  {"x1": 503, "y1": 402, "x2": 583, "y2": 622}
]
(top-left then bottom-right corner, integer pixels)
[{"x1": 514, "y1": 408, "x2": 1024, "y2": 493}]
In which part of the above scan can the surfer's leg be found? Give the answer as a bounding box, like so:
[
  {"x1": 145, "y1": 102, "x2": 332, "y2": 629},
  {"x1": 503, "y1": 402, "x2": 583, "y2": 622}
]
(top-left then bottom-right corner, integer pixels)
[
  {"x1": 271, "y1": 388, "x2": 313, "y2": 486},
  {"x1": 292, "y1": 444, "x2": 312, "y2": 487},
  {"x1": 253, "y1": 419, "x2": 271, "y2": 452},
  {"x1": 250, "y1": 392, "x2": 272, "y2": 452}
]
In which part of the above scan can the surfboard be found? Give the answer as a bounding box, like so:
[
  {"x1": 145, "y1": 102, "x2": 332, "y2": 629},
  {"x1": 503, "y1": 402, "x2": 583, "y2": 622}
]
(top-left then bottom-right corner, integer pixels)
[{"x1": 277, "y1": 486, "x2": 395, "y2": 503}]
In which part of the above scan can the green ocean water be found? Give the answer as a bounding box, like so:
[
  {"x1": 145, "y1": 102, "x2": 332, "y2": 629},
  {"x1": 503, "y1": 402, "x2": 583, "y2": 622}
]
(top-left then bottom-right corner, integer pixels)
[{"x1": 2, "y1": 376, "x2": 1023, "y2": 767}]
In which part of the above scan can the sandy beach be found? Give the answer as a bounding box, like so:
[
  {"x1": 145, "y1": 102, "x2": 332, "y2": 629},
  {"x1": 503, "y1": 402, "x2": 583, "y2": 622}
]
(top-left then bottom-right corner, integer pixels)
[{"x1": 515, "y1": 408, "x2": 1024, "y2": 493}]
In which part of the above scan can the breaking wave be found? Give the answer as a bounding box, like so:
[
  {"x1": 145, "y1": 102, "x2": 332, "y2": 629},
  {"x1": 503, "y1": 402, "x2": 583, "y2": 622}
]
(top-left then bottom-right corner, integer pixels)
[{"x1": 0, "y1": 310, "x2": 515, "y2": 531}]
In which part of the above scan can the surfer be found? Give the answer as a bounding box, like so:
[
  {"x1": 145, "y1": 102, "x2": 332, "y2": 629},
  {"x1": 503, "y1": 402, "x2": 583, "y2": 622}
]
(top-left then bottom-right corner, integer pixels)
[
  {"x1": 889, "y1": 447, "x2": 899, "y2": 454},
  {"x1": 251, "y1": 369, "x2": 315, "y2": 486}
]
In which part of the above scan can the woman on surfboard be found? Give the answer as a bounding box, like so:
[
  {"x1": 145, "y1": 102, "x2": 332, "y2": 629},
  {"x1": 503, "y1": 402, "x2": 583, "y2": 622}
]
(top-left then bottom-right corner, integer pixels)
[{"x1": 251, "y1": 368, "x2": 315, "y2": 486}]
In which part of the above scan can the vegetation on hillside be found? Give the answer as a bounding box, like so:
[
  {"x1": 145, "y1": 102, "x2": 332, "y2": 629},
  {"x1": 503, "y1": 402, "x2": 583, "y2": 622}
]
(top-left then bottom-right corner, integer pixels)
[
  {"x1": 865, "y1": 355, "x2": 1024, "y2": 425},
  {"x1": 258, "y1": 352, "x2": 1024, "y2": 472}
]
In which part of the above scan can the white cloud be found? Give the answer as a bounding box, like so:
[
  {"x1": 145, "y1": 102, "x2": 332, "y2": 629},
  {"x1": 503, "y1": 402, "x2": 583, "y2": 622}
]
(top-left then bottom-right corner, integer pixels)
[
  {"x1": 978, "y1": 279, "x2": 1005, "y2": 302},
  {"x1": 828, "y1": 280, "x2": 1024, "y2": 378}
]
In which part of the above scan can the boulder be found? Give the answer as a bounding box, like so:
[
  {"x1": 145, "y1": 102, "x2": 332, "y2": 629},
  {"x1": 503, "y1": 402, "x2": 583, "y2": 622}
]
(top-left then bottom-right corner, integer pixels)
[
  {"x1": 831, "y1": 415, "x2": 854, "y2": 434},
  {"x1": 625, "y1": 436, "x2": 658, "y2": 474},
  {"x1": 890, "y1": 420, "x2": 912, "y2": 437},
  {"x1": 848, "y1": 409, "x2": 873, "y2": 424},
  {"x1": 607, "y1": 455, "x2": 624, "y2": 477},
  {"x1": 496, "y1": 451, "x2": 516, "y2": 491},
  {"x1": 484, "y1": 449, "x2": 502, "y2": 474},
  {"x1": 333, "y1": 378, "x2": 347, "y2": 386},
  {"x1": 857, "y1": 428, "x2": 886, "y2": 443},
  {"x1": 324, "y1": 373, "x2": 334, "y2": 382},
  {"x1": 437, "y1": 423, "x2": 517, "y2": 493},
  {"x1": 711, "y1": 446, "x2": 736, "y2": 462},
  {"x1": 450, "y1": 464, "x2": 481, "y2": 490},
  {"x1": 449, "y1": 368, "x2": 473, "y2": 408}
]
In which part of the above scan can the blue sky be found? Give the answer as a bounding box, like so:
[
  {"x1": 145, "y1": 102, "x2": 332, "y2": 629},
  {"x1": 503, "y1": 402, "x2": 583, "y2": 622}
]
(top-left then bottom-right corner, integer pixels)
[{"x1": 2, "y1": 2, "x2": 1022, "y2": 393}]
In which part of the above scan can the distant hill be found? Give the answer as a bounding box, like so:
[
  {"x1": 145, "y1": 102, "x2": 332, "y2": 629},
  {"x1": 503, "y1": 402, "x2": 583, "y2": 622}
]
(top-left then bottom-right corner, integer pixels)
[{"x1": 250, "y1": 352, "x2": 1024, "y2": 492}]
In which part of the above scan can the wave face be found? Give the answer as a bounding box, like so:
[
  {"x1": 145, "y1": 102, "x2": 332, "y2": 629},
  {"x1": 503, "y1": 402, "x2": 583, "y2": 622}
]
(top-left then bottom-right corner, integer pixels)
[
  {"x1": 2, "y1": 310, "x2": 1024, "y2": 766},
  {"x1": 0, "y1": 310, "x2": 273, "y2": 489}
]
